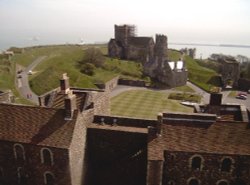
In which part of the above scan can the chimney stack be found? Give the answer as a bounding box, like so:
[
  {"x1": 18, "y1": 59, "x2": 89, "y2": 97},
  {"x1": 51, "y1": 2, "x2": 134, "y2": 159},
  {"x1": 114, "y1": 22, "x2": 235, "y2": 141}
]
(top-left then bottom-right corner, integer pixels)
[
  {"x1": 64, "y1": 91, "x2": 77, "y2": 120},
  {"x1": 60, "y1": 73, "x2": 70, "y2": 94},
  {"x1": 209, "y1": 93, "x2": 222, "y2": 106}
]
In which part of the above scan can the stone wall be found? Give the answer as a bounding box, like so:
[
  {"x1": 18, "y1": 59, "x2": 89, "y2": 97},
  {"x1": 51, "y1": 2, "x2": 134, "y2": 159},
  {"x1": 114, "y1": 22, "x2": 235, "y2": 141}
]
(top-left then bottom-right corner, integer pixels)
[
  {"x1": 118, "y1": 78, "x2": 146, "y2": 87},
  {"x1": 69, "y1": 109, "x2": 94, "y2": 185},
  {"x1": 0, "y1": 140, "x2": 71, "y2": 185},
  {"x1": 163, "y1": 150, "x2": 250, "y2": 185},
  {"x1": 0, "y1": 91, "x2": 15, "y2": 103},
  {"x1": 238, "y1": 78, "x2": 250, "y2": 91},
  {"x1": 93, "y1": 115, "x2": 157, "y2": 128}
]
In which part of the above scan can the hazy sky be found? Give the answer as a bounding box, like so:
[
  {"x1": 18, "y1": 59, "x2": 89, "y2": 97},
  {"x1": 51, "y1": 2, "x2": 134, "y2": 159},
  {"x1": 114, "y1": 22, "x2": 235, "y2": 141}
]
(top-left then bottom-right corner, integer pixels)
[{"x1": 0, "y1": 0, "x2": 250, "y2": 49}]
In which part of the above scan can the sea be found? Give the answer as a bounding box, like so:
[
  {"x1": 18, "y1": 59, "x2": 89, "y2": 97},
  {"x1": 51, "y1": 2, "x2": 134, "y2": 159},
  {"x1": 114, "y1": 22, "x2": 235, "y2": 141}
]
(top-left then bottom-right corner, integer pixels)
[
  {"x1": 1, "y1": 40, "x2": 250, "y2": 59},
  {"x1": 169, "y1": 43, "x2": 250, "y2": 59}
]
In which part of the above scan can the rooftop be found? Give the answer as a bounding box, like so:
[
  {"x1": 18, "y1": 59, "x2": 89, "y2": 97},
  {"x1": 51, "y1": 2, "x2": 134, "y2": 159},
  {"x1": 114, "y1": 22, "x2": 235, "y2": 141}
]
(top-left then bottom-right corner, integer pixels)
[{"x1": 0, "y1": 103, "x2": 78, "y2": 149}]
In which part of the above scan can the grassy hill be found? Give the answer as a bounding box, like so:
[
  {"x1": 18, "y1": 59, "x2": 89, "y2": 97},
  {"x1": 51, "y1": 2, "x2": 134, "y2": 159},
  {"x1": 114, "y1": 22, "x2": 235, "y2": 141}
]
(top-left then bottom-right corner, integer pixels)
[
  {"x1": 2, "y1": 45, "x2": 220, "y2": 99},
  {"x1": 17, "y1": 45, "x2": 146, "y2": 95}
]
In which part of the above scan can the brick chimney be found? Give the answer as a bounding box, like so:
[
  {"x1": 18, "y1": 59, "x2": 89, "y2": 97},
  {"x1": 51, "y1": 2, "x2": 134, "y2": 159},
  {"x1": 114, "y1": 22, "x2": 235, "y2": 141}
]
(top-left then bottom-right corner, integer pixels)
[
  {"x1": 209, "y1": 93, "x2": 222, "y2": 106},
  {"x1": 64, "y1": 91, "x2": 77, "y2": 120},
  {"x1": 60, "y1": 73, "x2": 70, "y2": 94}
]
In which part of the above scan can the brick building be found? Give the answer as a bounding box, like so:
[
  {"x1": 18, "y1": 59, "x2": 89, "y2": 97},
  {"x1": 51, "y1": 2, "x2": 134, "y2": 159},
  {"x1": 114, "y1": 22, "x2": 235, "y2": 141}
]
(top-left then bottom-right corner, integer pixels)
[{"x1": 0, "y1": 74, "x2": 250, "y2": 185}]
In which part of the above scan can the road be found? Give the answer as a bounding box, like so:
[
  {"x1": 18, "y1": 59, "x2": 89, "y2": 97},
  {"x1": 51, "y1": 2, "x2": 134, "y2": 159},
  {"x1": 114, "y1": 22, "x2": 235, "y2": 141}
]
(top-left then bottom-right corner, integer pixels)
[{"x1": 17, "y1": 56, "x2": 47, "y2": 105}]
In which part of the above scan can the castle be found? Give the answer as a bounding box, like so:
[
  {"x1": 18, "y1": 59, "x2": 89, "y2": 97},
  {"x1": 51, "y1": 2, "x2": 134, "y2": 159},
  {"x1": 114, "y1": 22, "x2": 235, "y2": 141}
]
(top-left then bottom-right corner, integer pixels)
[
  {"x1": 0, "y1": 74, "x2": 250, "y2": 185},
  {"x1": 108, "y1": 24, "x2": 188, "y2": 87}
]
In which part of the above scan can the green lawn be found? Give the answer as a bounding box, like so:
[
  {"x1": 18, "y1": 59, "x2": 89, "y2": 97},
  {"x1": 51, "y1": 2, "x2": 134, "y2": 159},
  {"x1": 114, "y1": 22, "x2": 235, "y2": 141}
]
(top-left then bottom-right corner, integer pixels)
[
  {"x1": 111, "y1": 90, "x2": 193, "y2": 119},
  {"x1": 173, "y1": 85, "x2": 195, "y2": 93}
]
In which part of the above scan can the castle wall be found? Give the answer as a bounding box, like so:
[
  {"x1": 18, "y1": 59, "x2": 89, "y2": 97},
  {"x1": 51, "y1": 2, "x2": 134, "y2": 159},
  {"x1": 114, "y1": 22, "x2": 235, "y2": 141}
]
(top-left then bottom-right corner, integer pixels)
[
  {"x1": 163, "y1": 151, "x2": 250, "y2": 185},
  {"x1": 0, "y1": 141, "x2": 71, "y2": 185},
  {"x1": 69, "y1": 109, "x2": 94, "y2": 185},
  {"x1": 238, "y1": 78, "x2": 250, "y2": 91},
  {"x1": 221, "y1": 61, "x2": 240, "y2": 88}
]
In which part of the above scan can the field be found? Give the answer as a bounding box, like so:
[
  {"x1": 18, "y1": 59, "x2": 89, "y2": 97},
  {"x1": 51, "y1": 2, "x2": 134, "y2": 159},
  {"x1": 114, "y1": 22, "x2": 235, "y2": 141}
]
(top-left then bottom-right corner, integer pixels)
[{"x1": 111, "y1": 90, "x2": 193, "y2": 119}]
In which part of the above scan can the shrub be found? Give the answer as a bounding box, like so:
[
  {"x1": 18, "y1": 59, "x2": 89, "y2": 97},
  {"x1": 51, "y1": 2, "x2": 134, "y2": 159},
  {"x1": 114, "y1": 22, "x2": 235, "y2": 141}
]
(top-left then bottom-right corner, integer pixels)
[
  {"x1": 79, "y1": 48, "x2": 105, "y2": 68},
  {"x1": 80, "y1": 63, "x2": 96, "y2": 76}
]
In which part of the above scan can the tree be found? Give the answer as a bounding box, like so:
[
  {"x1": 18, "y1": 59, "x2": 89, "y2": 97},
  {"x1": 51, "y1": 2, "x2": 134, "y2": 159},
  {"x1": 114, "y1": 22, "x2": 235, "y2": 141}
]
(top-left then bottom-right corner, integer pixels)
[
  {"x1": 80, "y1": 47, "x2": 105, "y2": 67},
  {"x1": 80, "y1": 63, "x2": 95, "y2": 76}
]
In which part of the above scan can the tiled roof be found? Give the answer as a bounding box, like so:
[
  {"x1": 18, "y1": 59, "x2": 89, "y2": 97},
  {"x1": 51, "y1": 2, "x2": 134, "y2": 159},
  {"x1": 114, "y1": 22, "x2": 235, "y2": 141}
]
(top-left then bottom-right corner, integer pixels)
[
  {"x1": 148, "y1": 121, "x2": 250, "y2": 160},
  {"x1": 0, "y1": 103, "x2": 78, "y2": 148},
  {"x1": 128, "y1": 37, "x2": 153, "y2": 47}
]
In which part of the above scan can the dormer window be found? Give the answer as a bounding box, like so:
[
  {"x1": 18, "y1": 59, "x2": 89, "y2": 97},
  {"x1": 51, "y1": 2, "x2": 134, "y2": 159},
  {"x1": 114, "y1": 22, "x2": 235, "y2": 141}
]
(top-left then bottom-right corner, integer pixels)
[
  {"x1": 41, "y1": 148, "x2": 54, "y2": 166},
  {"x1": 13, "y1": 144, "x2": 25, "y2": 161}
]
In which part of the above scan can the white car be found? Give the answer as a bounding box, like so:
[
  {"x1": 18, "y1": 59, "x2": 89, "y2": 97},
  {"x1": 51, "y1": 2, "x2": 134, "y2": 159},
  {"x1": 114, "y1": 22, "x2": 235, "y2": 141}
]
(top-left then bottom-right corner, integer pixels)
[{"x1": 27, "y1": 70, "x2": 33, "y2": 75}]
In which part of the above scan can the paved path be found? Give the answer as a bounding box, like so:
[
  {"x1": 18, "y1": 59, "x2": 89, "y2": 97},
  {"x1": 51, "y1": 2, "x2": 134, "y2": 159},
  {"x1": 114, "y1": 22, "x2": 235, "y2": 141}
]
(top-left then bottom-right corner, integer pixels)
[{"x1": 17, "y1": 56, "x2": 47, "y2": 105}]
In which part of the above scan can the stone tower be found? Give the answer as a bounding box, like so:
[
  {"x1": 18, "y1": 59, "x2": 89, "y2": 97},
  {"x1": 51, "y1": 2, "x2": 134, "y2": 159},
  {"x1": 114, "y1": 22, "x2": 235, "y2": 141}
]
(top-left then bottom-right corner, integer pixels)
[
  {"x1": 114, "y1": 25, "x2": 136, "y2": 47},
  {"x1": 154, "y1": 34, "x2": 168, "y2": 64}
]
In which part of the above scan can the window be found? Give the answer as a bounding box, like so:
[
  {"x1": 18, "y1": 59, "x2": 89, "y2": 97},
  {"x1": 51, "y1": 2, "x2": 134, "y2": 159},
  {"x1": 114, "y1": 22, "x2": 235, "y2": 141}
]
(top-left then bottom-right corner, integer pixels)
[
  {"x1": 188, "y1": 178, "x2": 199, "y2": 185},
  {"x1": 221, "y1": 158, "x2": 233, "y2": 172},
  {"x1": 17, "y1": 167, "x2": 28, "y2": 185},
  {"x1": 41, "y1": 148, "x2": 54, "y2": 166},
  {"x1": 217, "y1": 180, "x2": 229, "y2": 185},
  {"x1": 190, "y1": 155, "x2": 204, "y2": 170},
  {"x1": 44, "y1": 172, "x2": 55, "y2": 185},
  {"x1": 0, "y1": 167, "x2": 3, "y2": 177},
  {"x1": 13, "y1": 144, "x2": 25, "y2": 161},
  {"x1": 168, "y1": 180, "x2": 175, "y2": 185}
]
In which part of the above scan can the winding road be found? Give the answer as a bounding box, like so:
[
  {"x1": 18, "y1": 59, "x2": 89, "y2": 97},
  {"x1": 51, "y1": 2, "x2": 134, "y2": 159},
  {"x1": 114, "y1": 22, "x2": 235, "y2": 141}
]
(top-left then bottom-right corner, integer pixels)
[{"x1": 17, "y1": 56, "x2": 47, "y2": 105}]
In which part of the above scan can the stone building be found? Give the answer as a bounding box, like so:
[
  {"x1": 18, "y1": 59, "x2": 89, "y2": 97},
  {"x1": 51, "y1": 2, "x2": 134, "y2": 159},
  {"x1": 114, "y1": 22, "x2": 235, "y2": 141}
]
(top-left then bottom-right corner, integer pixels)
[
  {"x1": 0, "y1": 90, "x2": 14, "y2": 104},
  {"x1": 220, "y1": 57, "x2": 240, "y2": 88},
  {"x1": 108, "y1": 24, "x2": 188, "y2": 87},
  {"x1": 0, "y1": 74, "x2": 250, "y2": 185}
]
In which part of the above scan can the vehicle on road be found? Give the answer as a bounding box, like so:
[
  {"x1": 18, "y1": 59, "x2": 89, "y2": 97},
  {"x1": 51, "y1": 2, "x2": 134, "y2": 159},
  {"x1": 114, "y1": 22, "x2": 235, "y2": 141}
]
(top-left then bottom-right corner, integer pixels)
[
  {"x1": 235, "y1": 95, "x2": 247, "y2": 100},
  {"x1": 27, "y1": 70, "x2": 33, "y2": 75}
]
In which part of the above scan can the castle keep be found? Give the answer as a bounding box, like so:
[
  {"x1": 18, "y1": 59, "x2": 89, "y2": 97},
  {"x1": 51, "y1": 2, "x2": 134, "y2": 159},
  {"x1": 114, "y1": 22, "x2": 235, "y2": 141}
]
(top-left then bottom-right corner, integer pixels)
[{"x1": 108, "y1": 24, "x2": 188, "y2": 87}]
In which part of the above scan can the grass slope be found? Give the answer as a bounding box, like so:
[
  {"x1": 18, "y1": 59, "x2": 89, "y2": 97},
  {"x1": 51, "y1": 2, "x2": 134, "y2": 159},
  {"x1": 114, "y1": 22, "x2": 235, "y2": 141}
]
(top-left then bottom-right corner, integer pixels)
[
  {"x1": 26, "y1": 45, "x2": 145, "y2": 95},
  {"x1": 111, "y1": 90, "x2": 193, "y2": 119}
]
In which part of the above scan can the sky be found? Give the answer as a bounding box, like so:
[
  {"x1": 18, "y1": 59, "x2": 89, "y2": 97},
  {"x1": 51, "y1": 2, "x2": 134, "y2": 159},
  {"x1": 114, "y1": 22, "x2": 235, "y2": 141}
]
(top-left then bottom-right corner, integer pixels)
[{"x1": 0, "y1": 0, "x2": 250, "y2": 49}]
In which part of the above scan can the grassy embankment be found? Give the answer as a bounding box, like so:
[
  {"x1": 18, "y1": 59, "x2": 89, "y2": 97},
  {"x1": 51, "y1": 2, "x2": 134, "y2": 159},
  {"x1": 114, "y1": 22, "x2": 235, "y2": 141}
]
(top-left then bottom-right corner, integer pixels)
[{"x1": 13, "y1": 45, "x2": 146, "y2": 95}]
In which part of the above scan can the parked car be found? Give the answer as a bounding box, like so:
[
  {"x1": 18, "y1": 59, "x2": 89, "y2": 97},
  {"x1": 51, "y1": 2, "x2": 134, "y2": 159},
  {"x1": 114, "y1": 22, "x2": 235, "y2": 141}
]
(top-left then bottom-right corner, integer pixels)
[
  {"x1": 248, "y1": 90, "x2": 250, "y2": 94},
  {"x1": 236, "y1": 95, "x2": 247, "y2": 100},
  {"x1": 27, "y1": 70, "x2": 33, "y2": 75}
]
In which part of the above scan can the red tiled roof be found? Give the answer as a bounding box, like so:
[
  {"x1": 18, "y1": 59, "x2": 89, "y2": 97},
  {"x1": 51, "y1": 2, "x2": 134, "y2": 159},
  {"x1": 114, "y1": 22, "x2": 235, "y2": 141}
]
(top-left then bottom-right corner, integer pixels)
[
  {"x1": 0, "y1": 103, "x2": 78, "y2": 148},
  {"x1": 148, "y1": 121, "x2": 250, "y2": 160}
]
